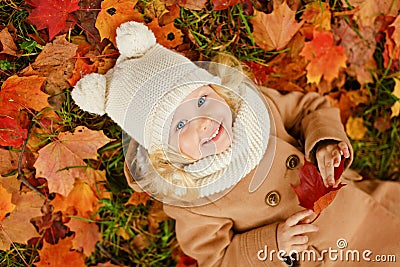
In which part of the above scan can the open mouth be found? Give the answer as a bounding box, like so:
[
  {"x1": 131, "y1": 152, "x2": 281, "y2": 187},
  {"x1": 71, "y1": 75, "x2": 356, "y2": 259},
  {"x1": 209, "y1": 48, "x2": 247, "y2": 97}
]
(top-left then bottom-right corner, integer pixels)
[{"x1": 201, "y1": 122, "x2": 224, "y2": 145}]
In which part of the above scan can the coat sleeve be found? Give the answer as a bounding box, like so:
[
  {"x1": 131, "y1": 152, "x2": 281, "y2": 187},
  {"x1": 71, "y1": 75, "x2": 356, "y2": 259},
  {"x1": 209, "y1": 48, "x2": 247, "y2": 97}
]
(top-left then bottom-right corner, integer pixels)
[
  {"x1": 259, "y1": 87, "x2": 353, "y2": 166},
  {"x1": 164, "y1": 205, "x2": 288, "y2": 267}
]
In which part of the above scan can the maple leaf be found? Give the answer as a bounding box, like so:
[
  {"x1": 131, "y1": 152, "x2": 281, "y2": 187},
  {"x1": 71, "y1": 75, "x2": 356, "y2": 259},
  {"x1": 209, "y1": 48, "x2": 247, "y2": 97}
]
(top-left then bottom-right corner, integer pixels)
[
  {"x1": 27, "y1": 0, "x2": 80, "y2": 40},
  {"x1": 0, "y1": 28, "x2": 19, "y2": 57},
  {"x1": 164, "y1": 0, "x2": 207, "y2": 10},
  {"x1": 300, "y1": 30, "x2": 347, "y2": 84},
  {"x1": 95, "y1": 0, "x2": 144, "y2": 46},
  {"x1": 125, "y1": 191, "x2": 151, "y2": 206},
  {"x1": 291, "y1": 158, "x2": 345, "y2": 214},
  {"x1": 51, "y1": 179, "x2": 101, "y2": 218},
  {"x1": 148, "y1": 200, "x2": 170, "y2": 234},
  {"x1": 0, "y1": 184, "x2": 15, "y2": 222},
  {"x1": 146, "y1": 19, "x2": 184, "y2": 49},
  {"x1": 0, "y1": 191, "x2": 43, "y2": 250},
  {"x1": 67, "y1": 56, "x2": 99, "y2": 86},
  {"x1": 0, "y1": 117, "x2": 28, "y2": 148},
  {"x1": 390, "y1": 78, "x2": 400, "y2": 118},
  {"x1": 0, "y1": 75, "x2": 48, "y2": 114},
  {"x1": 301, "y1": 2, "x2": 331, "y2": 31},
  {"x1": 250, "y1": 2, "x2": 304, "y2": 51},
  {"x1": 212, "y1": 0, "x2": 240, "y2": 11},
  {"x1": 36, "y1": 236, "x2": 86, "y2": 267},
  {"x1": 34, "y1": 126, "x2": 112, "y2": 196},
  {"x1": 67, "y1": 218, "x2": 101, "y2": 257}
]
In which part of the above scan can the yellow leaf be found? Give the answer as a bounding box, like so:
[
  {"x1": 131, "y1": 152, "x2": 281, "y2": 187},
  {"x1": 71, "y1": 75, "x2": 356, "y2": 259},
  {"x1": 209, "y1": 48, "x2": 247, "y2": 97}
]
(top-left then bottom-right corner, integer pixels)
[
  {"x1": 390, "y1": 78, "x2": 400, "y2": 118},
  {"x1": 346, "y1": 116, "x2": 367, "y2": 140}
]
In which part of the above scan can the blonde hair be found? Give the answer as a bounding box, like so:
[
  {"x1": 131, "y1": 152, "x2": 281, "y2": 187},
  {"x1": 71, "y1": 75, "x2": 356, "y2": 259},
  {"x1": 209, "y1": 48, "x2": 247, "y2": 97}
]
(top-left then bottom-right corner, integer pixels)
[{"x1": 137, "y1": 53, "x2": 249, "y2": 201}]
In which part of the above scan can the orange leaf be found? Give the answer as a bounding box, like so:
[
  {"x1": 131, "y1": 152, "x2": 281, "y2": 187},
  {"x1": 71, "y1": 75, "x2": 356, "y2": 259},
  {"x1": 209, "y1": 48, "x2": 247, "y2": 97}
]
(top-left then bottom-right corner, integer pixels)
[
  {"x1": 34, "y1": 126, "x2": 112, "y2": 196},
  {"x1": 313, "y1": 190, "x2": 340, "y2": 214},
  {"x1": 147, "y1": 200, "x2": 170, "y2": 234},
  {"x1": 0, "y1": 184, "x2": 15, "y2": 222},
  {"x1": 67, "y1": 218, "x2": 101, "y2": 257},
  {"x1": 125, "y1": 191, "x2": 151, "y2": 206},
  {"x1": 0, "y1": 75, "x2": 48, "y2": 112},
  {"x1": 300, "y1": 30, "x2": 347, "y2": 84},
  {"x1": 0, "y1": 117, "x2": 27, "y2": 148},
  {"x1": 146, "y1": 19, "x2": 184, "y2": 49},
  {"x1": 0, "y1": 191, "x2": 43, "y2": 250},
  {"x1": 95, "y1": 0, "x2": 144, "y2": 46},
  {"x1": 52, "y1": 179, "x2": 100, "y2": 218},
  {"x1": 67, "y1": 56, "x2": 99, "y2": 86},
  {"x1": 165, "y1": 0, "x2": 207, "y2": 10},
  {"x1": 36, "y1": 236, "x2": 86, "y2": 267},
  {"x1": 250, "y1": 2, "x2": 303, "y2": 51}
]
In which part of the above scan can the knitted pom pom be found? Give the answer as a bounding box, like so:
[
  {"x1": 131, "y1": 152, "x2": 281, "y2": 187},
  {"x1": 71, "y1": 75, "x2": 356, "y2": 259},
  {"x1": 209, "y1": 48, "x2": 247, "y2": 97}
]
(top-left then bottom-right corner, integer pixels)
[
  {"x1": 116, "y1": 21, "x2": 156, "y2": 58},
  {"x1": 71, "y1": 73, "x2": 107, "y2": 115}
]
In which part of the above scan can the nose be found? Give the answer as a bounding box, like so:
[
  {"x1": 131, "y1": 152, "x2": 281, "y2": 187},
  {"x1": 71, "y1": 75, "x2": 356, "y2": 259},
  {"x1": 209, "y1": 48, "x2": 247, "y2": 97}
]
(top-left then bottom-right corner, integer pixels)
[{"x1": 195, "y1": 117, "x2": 211, "y2": 132}]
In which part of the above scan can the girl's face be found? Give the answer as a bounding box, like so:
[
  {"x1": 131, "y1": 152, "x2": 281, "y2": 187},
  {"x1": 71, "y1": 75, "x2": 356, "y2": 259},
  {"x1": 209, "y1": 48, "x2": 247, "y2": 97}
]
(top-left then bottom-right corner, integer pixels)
[{"x1": 169, "y1": 85, "x2": 233, "y2": 160}]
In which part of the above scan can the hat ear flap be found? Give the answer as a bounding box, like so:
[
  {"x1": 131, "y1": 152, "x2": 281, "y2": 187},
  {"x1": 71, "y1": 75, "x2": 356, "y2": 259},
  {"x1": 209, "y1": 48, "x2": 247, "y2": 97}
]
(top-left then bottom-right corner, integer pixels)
[
  {"x1": 116, "y1": 21, "x2": 157, "y2": 58},
  {"x1": 71, "y1": 73, "x2": 107, "y2": 115}
]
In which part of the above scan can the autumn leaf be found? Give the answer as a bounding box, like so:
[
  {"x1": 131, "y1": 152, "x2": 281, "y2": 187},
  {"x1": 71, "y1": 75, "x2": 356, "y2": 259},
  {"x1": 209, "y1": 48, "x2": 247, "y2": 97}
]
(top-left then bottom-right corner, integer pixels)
[
  {"x1": 0, "y1": 184, "x2": 15, "y2": 222},
  {"x1": 346, "y1": 116, "x2": 367, "y2": 140},
  {"x1": 95, "y1": 0, "x2": 144, "y2": 46},
  {"x1": 300, "y1": 30, "x2": 347, "y2": 84},
  {"x1": 212, "y1": 0, "x2": 240, "y2": 11},
  {"x1": 301, "y1": 2, "x2": 331, "y2": 31},
  {"x1": 67, "y1": 218, "x2": 101, "y2": 257},
  {"x1": 391, "y1": 78, "x2": 400, "y2": 118},
  {"x1": 0, "y1": 191, "x2": 43, "y2": 250},
  {"x1": 291, "y1": 158, "x2": 345, "y2": 214},
  {"x1": 0, "y1": 117, "x2": 28, "y2": 148},
  {"x1": 147, "y1": 200, "x2": 170, "y2": 234},
  {"x1": 0, "y1": 28, "x2": 19, "y2": 56},
  {"x1": 165, "y1": 0, "x2": 207, "y2": 10},
  {"x1": 250, "y1": 2, "x2": 304, "y2": 51},
  {"x1": 36, "y1": 236, "x2": 86, "y2": 267},
  {"x1": 0, "y1": 75, "x2": 48, "y2": 114},
  {"x1": 27, "y1": 0, "x2": 80, "y2": 40},
  {"x1": 67, "y1": 56, "x2": 99, "y2": 86},
  {"x1": 125, "y1": 191, "x2": 151, "y2": 206},
  {"x1": 34, "y1": 126, "x2": 112, "y2": 196},
  {"x1": 146, "y1": 19, "x2": 184, "y2": 49}
]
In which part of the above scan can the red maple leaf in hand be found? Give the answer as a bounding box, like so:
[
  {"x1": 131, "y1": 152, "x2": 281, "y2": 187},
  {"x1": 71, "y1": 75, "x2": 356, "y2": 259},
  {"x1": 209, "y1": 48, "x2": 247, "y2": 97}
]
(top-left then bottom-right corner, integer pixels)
[
  {"x1": 27, "y1": 0, "x2": 81, "y2": 40},
  {"x1": 291, "y1": 158, "x2": 346, "y2": 214}
]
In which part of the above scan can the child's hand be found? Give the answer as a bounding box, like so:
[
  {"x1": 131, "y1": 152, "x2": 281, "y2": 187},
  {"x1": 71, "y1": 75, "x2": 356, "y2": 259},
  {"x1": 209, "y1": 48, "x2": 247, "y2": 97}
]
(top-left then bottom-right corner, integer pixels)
[
  {"x1": 277, "y1": 210, "x2": 319, "y2": 254},
  {"x1": 316, "y1": 141, "x2": 350, "y2": 187}
]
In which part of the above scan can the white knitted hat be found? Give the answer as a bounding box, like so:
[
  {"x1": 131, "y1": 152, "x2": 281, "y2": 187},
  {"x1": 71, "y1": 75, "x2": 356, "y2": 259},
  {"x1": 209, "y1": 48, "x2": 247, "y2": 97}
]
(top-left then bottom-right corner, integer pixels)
[{"x1": 72, "y1": 21, "x2": 219, "y2": 150}]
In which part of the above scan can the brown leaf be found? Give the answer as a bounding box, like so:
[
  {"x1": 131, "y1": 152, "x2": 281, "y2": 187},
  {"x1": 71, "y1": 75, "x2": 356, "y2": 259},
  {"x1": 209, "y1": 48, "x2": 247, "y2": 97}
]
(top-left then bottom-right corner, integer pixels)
[
  {"x1": 0, "y1": 184, "x2": 15, "y2": 222},
  {"x1": 147, "y1": 19, "x2": 184, "y2": 49},
  {"x1": 165, "y1": 0, "x2": 207, "y2": 10},
  {"x1": 250, "y1": 2, "x2": 304, "y2": 51},
  {"x1": 131, "y1": 233, "x2": 151, "y2": 251},
  {"x1": 0, "y1": 191, "x2": 43, "y2": 250},
  {"x1": 91, "y1": 261, "x2": 128, "y2": 267},
  {"x1": 301, "y1": 2, "x2": 331, "y2": 31},
  {"x1": 147, "y1": 200, "x2": 170, "y2": 234},
  {"x1": 125, "y1": 191, "x2": 151, "y2": 206},
  {"x1": 373, "y1": 116, "x2": 391, "y2": 133},
  {"x1": 36, "y1": 236, "x2": 86, "y2": 267},
  {"x1": 95, "y1": 0, "x2": 144, "y2": 46},
  {"x1": 67, "y1": 218, "x2": 101, "y2": 257},
  {"x1": 0, "y1": 28, "x2": 19, "y2": 56},
  {"x1": 0, "y1": 174, "x2": 21, "y2": 195},
  {"x1": 34, "y1": 126, "x2": 112, "y2": 196},
  {"x1": 67, "y1": 56, "x2": 99, "y2": 86}
]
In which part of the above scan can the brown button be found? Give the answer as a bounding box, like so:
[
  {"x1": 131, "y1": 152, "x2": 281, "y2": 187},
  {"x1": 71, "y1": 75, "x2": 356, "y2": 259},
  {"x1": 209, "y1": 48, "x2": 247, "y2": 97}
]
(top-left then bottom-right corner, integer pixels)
[
  {"x1": 286, "y1": 154, "x2": 300, "y2": 169},
  {"x1": 265, "y1": 191, "x2": 280, "y2": 207}
]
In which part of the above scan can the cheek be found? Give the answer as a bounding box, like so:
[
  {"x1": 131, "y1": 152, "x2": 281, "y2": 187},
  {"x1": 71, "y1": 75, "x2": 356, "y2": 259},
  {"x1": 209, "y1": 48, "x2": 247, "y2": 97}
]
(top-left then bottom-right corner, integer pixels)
[{"x1": 177, "y1": 130, "x2": 200, "y2": 159}]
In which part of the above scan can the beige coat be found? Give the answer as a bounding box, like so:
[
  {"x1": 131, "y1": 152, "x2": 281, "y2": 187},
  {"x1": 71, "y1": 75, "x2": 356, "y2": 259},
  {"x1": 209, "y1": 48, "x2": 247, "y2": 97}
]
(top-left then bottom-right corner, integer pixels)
[{"x1": 125, "y1": 88, "x2": 400, "y2": 266}]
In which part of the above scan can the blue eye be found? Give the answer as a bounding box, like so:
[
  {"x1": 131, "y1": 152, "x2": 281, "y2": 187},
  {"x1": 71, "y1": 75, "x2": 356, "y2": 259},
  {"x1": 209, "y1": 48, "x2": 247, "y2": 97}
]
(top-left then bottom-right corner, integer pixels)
[
  {"x1": 176, "y1": 120, "x2": 187, "y2": 130},
  {"x1": 198, "y1": 96, "x2": 206, "y2": 107}
]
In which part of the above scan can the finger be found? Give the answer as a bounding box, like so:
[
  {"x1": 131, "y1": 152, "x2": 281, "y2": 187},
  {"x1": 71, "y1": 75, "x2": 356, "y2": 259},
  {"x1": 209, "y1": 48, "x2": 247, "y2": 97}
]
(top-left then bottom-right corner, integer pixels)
[
  {"x1": 291, "y1": 244, "x2": 309, "y2": 253},
  {"x1": 286, "y1": 210, "x2": 314, "y2": 227},
  {"x1": 290, "y1": 235, "x2": 308, "y2": 245},
  {"x1": 338, "y1": 142, "x2": 350, "y2": 158},
  {"x1": 332, "y1": 149, "x2": 341, "y2": 167},
  {"x1": 288, "y1": 224, "x2": 319, "y2": 236},
  {"x1": 324, "y1": 156, "x2": 335, "y2": 187},
  {"x1": 316, "y1": 153, "x2": 327, "y2": 185}
]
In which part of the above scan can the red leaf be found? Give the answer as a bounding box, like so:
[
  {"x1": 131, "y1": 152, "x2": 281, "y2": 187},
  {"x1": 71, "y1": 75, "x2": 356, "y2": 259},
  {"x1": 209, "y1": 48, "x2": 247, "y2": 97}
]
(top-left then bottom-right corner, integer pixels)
[
  {"x1": 291, "y1": 157, "x2": 345, "y2": 213},
  {"x1": 0, "y1": 117, "x2": 27, "y2": 147},
  {"x1": 212, "y1": 0, "x2": 240, "y2": 11},
  {"x1": 27, "y1": 0, "x2": 81, "y2": 40}
]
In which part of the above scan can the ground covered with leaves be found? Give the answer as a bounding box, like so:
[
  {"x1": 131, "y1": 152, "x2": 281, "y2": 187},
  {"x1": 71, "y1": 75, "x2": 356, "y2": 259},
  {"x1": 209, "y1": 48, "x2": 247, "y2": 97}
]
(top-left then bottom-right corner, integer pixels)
[{"x1": 0, "y1": 0, "x2": 399, "y2": 266}]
